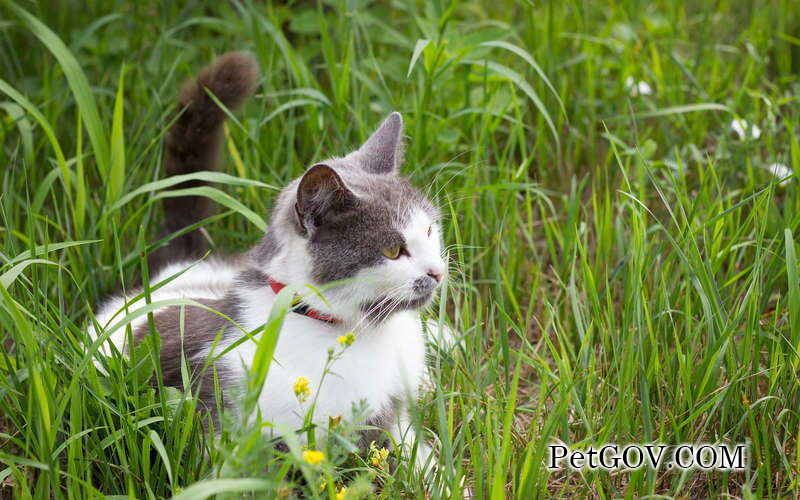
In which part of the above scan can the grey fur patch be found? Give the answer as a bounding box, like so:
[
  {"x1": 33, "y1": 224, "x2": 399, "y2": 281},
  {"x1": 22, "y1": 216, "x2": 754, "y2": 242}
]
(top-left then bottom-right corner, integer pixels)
[
  {"x1": 252, "y1": 228, "x2": 281, "y2": 265},
  {"x1": 133, "y1": 296, "x2": 240, "y2": 415},
  {"x1": 259, "y1": 112, "x2": 441, "y2": 312},
  {"x1": 356, "y1": 112, "x2": 404, "y2": 174},
  {"x1": 236, "y1": 267, "x2": 269, "y2": 289},
  {"x1": 412, "y1": 275, "x2": 438, "y2": 296},
  {"x1": 295, "y1": 164, "x2": 358, "y2": 235},
  {"x1": 149, "y1": 52, "x2": 259, "y2": 274},
  {"x1": 303, "y1": 169, "x2": 437, "y2": 283}
]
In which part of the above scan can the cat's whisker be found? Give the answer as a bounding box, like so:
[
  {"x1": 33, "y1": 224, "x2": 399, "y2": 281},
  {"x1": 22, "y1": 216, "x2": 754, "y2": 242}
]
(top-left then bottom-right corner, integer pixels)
[
  {"x1": 367, "y1": 284, "x2": 411, "y2": 322},
  {"x1": 429, "y1": 168, "x2": 465, "y2": 202},
  {"x1": 352, "y1": 285, "x2": 407, "y2": 331},
  {"x1": 356, "y1": 282, "x2": 418, "y2": 330},
  {"x1": 90, "y1": 54, "x2": 447, "y2": 475},
  {"x1": 368, "y1": 295, "x2": 407, "y2": 328},
  {"x1": 443, "y1": 243, "x2": 478, "y2": 251}
]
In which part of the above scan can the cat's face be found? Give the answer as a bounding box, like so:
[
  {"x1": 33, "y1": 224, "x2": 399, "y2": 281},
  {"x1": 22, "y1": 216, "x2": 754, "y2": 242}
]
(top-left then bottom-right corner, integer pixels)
[{"x1": 292, "y1": 113, "x2": 445, "y2": 321}]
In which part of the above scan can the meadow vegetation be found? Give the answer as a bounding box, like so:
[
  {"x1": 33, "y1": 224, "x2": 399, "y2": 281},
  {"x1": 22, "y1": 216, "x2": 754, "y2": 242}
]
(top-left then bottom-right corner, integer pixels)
[{"x1": 1, "y1": 0, "x2": 799, "y2": 497}]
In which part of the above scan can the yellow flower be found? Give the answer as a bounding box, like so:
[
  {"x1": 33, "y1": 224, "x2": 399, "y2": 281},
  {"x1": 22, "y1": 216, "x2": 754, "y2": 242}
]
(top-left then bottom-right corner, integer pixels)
[
  {"x1": 336, "y1": 486, "x2": 348, "y2": 500},
  {"x1": 337, "y1": 332, "x2": 356, "y2": 347},
  {"x1": 369, "y1": 440, "x2": 390, "y2": 468},
  {"x1": 293, "y1": 376, "x2": 311, "y2": 402},
  {"x1": 302, "y1": 449, "x2": 325, "y2": 465}
]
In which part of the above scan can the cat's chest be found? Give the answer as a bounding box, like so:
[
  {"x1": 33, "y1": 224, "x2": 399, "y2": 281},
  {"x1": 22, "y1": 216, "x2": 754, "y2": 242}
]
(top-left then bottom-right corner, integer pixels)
[{"x1": 225, "y1": 298, "x2": 426, "y2": 427}]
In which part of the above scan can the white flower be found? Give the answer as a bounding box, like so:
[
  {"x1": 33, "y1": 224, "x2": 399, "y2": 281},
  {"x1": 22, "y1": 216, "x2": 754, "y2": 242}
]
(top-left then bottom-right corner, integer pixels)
[
  {"x1": 625, "y1": 77, "x2": 652, "y2": 96},
  {"x1": 730, "y1": 118, "x2": 761, "y2": 140},
  {"x1": 764, "y1": 162, "x2": 793, "y2": 185}
]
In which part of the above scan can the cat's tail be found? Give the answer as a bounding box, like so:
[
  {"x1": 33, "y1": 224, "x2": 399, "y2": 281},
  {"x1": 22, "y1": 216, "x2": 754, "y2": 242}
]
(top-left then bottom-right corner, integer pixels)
[{"x1": 149, "y1": 51, "x2": 259, "y2": 272}]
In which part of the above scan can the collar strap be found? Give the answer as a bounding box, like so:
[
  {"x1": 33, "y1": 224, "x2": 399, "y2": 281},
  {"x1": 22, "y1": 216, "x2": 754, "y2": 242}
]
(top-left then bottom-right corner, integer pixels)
[{"x1": 267, "y1": 279, "x2": 339, "y2": 324}]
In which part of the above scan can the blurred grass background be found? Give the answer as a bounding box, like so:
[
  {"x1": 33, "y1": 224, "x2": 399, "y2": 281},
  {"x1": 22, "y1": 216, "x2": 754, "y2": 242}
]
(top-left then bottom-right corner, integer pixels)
[{"x1": 1, "y1": 0, "x2": 800, "y2": 498}]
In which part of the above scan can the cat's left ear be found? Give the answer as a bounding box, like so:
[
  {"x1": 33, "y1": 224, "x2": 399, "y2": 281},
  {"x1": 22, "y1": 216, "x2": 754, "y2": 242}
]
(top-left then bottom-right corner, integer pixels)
[
  {"x1": 295, "y1": 164, "x2": 356, "y2": 234},
  {"x1": 357, "y1": 112, "x2": 404, "y2": 174}
]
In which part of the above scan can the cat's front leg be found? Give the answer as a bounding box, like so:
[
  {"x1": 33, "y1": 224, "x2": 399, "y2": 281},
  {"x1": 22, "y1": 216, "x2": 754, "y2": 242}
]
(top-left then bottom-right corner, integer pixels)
[
  {"x1": 392, "y1": 406, "x2": 476, "y2": 499},
  {"x1": 384, "y1": 398, "x2": 434, "y2": 473}
]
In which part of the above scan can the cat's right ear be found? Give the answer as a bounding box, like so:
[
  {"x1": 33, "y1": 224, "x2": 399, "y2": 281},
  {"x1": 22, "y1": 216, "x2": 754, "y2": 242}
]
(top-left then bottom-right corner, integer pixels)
[
  {"x1": 295, "y1": 164, "x2": 355, "y2": 234},
  {"x1": 357, "y1": 112, "x2": 404, "y2": 174}
]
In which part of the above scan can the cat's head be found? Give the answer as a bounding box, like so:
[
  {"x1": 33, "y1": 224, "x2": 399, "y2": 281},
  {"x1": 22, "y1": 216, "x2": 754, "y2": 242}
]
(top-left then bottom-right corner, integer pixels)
[{"x1": 264, "y1": 113, "x2": 445, "y2": 323}]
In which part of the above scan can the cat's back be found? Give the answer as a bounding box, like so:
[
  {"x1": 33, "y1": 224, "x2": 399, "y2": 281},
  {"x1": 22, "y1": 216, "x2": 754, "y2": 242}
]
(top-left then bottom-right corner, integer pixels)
[{"x1": 91, "y1": 258, "x2": 243, "y2": 356}]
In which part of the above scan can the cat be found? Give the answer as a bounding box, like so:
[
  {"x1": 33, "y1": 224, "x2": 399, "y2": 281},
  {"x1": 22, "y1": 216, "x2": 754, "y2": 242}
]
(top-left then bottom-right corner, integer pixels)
[{"x1": 90, "y1": 52, "x2": 445, "y2": 467}]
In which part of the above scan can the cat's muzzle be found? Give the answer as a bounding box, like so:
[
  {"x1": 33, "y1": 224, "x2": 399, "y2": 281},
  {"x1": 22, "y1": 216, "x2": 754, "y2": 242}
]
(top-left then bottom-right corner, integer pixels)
[{"x1": 412, "y1": 275, "x2": 438, "y2": 297}]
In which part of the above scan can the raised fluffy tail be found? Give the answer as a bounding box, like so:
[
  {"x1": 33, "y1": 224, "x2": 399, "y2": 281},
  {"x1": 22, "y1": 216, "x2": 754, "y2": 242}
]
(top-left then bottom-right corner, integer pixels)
[{"x1": 149, "y1": 51, "x2": 259, "y2": 272}]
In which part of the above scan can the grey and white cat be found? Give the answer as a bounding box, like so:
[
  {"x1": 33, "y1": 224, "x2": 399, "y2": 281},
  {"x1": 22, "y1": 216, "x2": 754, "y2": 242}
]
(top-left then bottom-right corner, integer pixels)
[{"x1": 90, "y1": 52, "x2": 445, "y2": 464}]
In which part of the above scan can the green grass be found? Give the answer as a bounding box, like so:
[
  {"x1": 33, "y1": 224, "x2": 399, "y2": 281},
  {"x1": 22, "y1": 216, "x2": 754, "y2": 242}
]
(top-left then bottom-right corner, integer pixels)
[{"x1": 1, "y1": 0, "x2": 800, "y2": 498}]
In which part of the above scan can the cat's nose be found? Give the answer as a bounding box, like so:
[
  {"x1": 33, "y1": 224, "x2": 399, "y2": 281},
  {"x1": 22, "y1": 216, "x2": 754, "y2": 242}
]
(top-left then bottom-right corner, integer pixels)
[{"x1": 427, "y1": 269, "x2": 443, "y2": 283}]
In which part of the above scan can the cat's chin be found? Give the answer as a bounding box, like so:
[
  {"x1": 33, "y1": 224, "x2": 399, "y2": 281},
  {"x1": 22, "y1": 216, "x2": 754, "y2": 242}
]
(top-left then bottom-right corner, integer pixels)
[{"x1": 360, "y1": 291, "x2": 434, "y2": 323}]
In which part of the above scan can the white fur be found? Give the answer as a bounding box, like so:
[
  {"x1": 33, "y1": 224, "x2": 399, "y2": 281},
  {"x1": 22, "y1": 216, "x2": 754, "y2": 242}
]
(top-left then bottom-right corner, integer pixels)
[
  {"x1": 89, "y1": 260, "x2": 240, "y2": 357},
  {"x1": 235, "y1": 207, "x2": 445, "y2": 435},
  {"x1": 205, "y1": 286, "x2": 426, "y2": 432},
  {"x1": 90, "y1": 208, "x2": 446, "y2": 461},
  {"x1": 269, "y1": 209, "x2": 445, "y2": 326}
]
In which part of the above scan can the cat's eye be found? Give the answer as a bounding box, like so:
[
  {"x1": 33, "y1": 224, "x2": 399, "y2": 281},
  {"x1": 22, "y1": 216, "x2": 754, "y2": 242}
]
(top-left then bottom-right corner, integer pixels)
[
  {"x1": 427, "y1": 225, "x2": 433, "y2": 237},
  {"x1": 382, "y1": 245, "x2": 403, "y2": 259}
]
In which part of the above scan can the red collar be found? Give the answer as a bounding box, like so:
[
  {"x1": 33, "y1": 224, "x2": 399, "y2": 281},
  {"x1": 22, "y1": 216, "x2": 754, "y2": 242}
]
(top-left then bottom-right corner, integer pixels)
[{"x1": 267, "y1": 279, "x2": 339, "y2": 324}]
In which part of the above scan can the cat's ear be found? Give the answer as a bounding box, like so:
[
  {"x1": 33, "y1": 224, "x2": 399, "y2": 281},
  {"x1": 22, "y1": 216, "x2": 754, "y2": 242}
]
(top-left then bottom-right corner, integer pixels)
[
  {"x1": 295, "y1": 164, "x2": 355, "y2": 233},
  {"x1": 357, "y1": 112, "x2": 404, "y2": 174}
]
